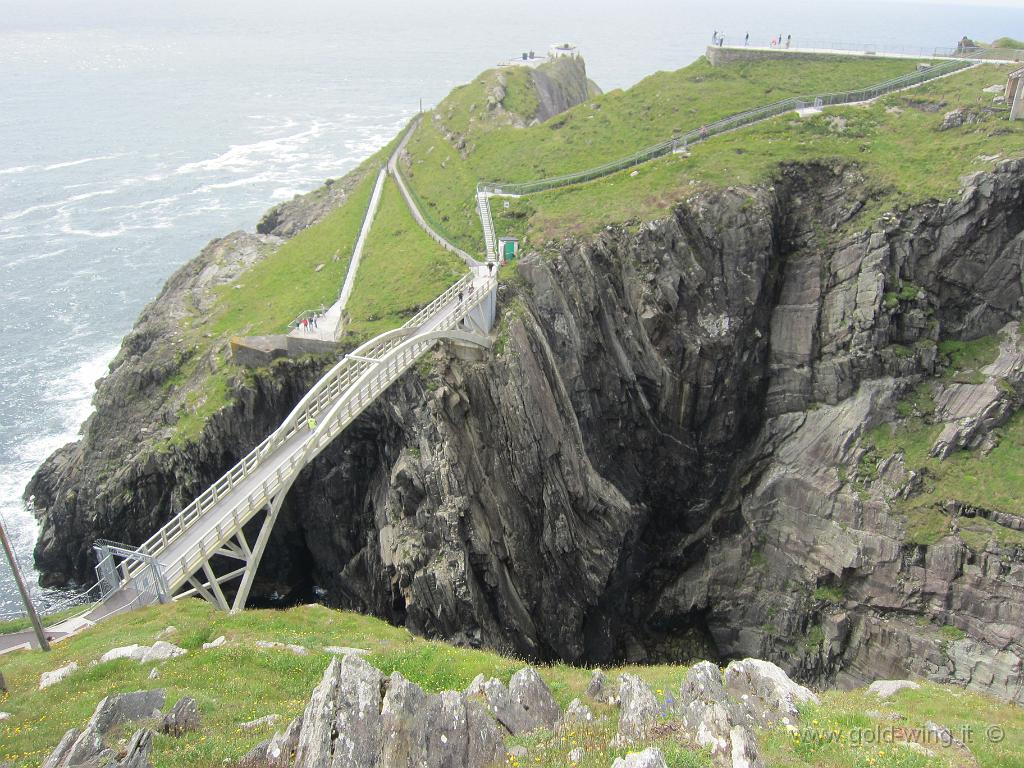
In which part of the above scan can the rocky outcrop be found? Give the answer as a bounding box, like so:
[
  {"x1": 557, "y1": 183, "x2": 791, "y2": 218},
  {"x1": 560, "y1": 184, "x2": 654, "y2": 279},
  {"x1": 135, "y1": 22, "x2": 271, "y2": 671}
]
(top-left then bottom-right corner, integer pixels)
[
  {"x1": 43, "y1": 691, "x2": 164, "y2": 768},
  {"x1": 162, "y1": 697, "x2": 200, "y2": 737},
  {"x1": 40, "y1": 662, "x2": 79, "y2": 690},
  {"x1": 613, "y1": 674, "x2": 661, "y2": 746},
  {"x1": 100, "y1": 642, "x2": 187, "y2": 664},
  {"x1": 723, "y1": 658, "x2": 819, "y2": 726},
  {"x1": 27, "y1": 148, "x2": 1024, "y2": 706},
  {"x1": 465, "y1": 666, "x2": 561, "y2": 735},
  {"x1": 252, "y1": 655, "x2": 506, "y2": 768},
  {"x1": 90, "y1": 690, "x2": 166, "y2": 735},
  {"x1": 611, "y1": 748, "x2": 668, "y2": 768},
  {"x1": 528, "y1": 56, "x2": 603, "y2": 123}
]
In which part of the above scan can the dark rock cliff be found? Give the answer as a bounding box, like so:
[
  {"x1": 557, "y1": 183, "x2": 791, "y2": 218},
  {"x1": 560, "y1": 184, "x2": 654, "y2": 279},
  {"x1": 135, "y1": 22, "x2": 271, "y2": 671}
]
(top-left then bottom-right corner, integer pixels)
[{"x1": 27, "y1": 160, "x2": 1024, "y2": 705}]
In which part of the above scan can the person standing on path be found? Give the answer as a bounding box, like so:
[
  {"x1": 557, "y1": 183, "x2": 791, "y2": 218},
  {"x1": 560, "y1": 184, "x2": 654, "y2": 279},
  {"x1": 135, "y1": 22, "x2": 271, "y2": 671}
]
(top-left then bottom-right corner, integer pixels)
[
  {"x1": 786, "y1": 34, "x2": 791, "y2": 49},
  {"x1": 712, "y1": 30, "x2": 717, "y2": 43},
  {"x1": 745, "y1": 32, "x2": 749, "y2": 46}
]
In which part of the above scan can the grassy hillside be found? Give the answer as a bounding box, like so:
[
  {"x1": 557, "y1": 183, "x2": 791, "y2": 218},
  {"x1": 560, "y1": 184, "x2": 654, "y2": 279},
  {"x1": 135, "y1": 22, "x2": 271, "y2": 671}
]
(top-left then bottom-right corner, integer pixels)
[
  {"x1": 403, "y1": 56, "x2": 931, "y2": 253},
  {"x1": 1, "y1": 602, "x2": 1022, "y2": 768},
  {"x1": 488, "y1": 63, "x2": 1024, "y2": 245},
  {"x1": 343, "y1": 179, "x2": 466, "y2": 338}
]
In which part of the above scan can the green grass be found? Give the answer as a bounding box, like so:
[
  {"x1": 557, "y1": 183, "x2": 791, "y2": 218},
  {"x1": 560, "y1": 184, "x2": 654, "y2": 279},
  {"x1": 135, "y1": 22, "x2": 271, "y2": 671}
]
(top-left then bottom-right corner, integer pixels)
[
  {"x1": 2, "y1": 602, "x2": 1021, "y2": 768},
  {"x1": 521, "y1": 63, "x2": 1022, "y2": 243},
  {"x1": 151, "y1": 159, "x2": 385, "y2": 447},
  {"x1": 343, "y1": 179, "x2": 466, "y2": 337},
  {"x1": 857, "y1": 335, "x2": 1024, "y2": 548},
  {"x1": 990, "y1": 38, "x2": 1024, "y2": 50},
  {"x1": 938, "y1": 336, "x2": 1002, "y2": 380},
  {"x1": 208, "y1": 168, "x2": 379, "y2": 339},
  {"x1": 814, "y1": 586, "x2": 846, "y2": 605},
  {"x1": 760, "y1": 682, "x2": 1024, "y2": 768},
  {"x1": 159, "y1": 56, "x2": 1022, "y2": 447},
  {"x1": 405, "y1": 56, "x2": 927, "y2": 253}
]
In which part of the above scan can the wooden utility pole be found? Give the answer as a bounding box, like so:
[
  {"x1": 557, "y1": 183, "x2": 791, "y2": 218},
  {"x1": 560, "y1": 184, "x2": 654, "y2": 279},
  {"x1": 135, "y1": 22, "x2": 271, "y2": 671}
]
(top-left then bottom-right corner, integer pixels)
[{"x1": 0, "y1": 514, "x2": 49, "y2": 651}]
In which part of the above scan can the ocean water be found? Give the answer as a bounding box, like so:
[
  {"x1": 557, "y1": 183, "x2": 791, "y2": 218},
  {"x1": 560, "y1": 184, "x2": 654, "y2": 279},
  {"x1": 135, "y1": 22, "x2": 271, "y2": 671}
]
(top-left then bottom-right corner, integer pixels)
[{"x1": 0, "y1": 0, "x2": 1019, "y2": 619}]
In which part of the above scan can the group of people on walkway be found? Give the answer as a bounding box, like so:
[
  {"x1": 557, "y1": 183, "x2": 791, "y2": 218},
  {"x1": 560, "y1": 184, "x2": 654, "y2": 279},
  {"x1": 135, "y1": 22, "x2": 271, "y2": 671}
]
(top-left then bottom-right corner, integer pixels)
[
  {"x1": 297, "y1": 309, "x2": 327, "y2": 334},
  {"x1": 712, "y1": 31, "x2": 791, "y2": 49}
]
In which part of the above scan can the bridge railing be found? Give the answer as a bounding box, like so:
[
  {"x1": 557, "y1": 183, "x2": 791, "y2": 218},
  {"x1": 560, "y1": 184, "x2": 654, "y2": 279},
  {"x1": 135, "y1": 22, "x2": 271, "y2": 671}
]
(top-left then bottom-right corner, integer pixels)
[
  {"x1": 120, "y1": 272, "x2": 478, "y2": 583},
  {"x1": 149, "y1": 278, "x2": 496, "y2": 594},
  {"x1": 478, "y1": 59, "x2": 971, "y2": 198}
]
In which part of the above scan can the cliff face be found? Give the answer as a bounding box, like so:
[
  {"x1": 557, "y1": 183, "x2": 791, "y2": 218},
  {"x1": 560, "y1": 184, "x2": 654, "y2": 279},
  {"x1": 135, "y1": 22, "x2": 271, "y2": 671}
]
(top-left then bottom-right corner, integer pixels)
[
  {"x1": 528, "y1": 56, "x2": 603, "y2": 122},
  {"x1": 28, "y1": 160, "x2": 1024, "y2": 704}
]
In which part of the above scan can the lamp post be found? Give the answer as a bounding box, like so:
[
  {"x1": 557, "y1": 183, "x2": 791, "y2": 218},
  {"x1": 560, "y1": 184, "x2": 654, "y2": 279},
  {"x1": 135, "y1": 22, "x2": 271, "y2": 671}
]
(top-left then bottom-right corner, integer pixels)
[{"x1": 0, "y1": 514, "x2": 49, "y2": 651}]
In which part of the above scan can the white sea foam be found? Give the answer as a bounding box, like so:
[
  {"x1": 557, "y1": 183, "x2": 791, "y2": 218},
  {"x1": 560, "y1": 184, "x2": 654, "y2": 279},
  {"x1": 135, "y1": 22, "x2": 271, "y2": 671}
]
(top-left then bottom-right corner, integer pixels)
[
  {"x1": 271, "y1": 187, "x2": 304, "y2": 200},
  {"x1": 0, "y1": 247, "x2": 69, "y2": 270},
  {"x1": 0, "y1": 345, "x2": 117, "y2": 617},
  {"x1": 42, "y1": 153, "x2": 126, "y2": 171},
  {"x1": 0, "y1": 188, "x2": 120, "y2": 223},
  {"x1": 59, "y1": 222, "x2": 127, "y2": 238},
  {"x1": 174, "y1": 122, "x2": 328, "y2": 175},
  {"x1": 0, "y1": 164, "x2": 35, "y2": 176}
]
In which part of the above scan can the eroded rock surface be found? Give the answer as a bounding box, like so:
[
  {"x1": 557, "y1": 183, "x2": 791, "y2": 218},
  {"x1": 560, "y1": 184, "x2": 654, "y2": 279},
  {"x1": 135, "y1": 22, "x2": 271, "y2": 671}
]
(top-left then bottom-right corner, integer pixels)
[{"x1": 286, "y1": 655, "x2": 506, "y2": 768}]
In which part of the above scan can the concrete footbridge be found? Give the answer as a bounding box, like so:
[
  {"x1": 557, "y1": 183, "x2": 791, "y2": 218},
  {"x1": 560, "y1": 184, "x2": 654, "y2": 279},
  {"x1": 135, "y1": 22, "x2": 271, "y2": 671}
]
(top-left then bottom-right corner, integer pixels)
[{"x1": 92, "y1": 268, "x2": 497, "y2": 615}]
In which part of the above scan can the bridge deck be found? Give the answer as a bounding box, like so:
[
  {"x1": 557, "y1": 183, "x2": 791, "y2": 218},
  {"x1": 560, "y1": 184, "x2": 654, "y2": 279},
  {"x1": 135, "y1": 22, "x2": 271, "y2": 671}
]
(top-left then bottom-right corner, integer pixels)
[{"x1": 122, "y1": 267, "x2": 494, "y2": 598}]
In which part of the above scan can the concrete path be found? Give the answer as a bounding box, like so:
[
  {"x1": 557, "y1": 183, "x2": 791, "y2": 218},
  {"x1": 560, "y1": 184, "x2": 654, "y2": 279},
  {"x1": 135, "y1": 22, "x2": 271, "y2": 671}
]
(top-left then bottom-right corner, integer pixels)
[
  {"x1": 0, "y1": 588, "x2": 142, "y2": 655},
  {"x1": 389, "y1": 117, "x2": 480, "y2": 268},
  {"x1": 721, "y1": 44, "x2": 1020, "y2": 65},
  {"x1": 288, "y1": 165, "x2": 389, "y2": 343}
]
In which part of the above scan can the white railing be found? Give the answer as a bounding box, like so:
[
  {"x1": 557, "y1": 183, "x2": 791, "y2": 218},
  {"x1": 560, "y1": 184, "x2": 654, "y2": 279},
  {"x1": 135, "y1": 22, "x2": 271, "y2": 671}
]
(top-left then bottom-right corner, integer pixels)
[
  {"x1": 389, "y1": 117, "x2": 480, "y2": 267},
  {"x1": 151, "y1": 278, "x2": 495, "y2": 594},
  {"x1": 477, "y1": 190, "x2": 497, "y2": 261},
  {"x1": 120, "y1": 273, "x2": 489, "y2": 588},
  {"x1": 121, "y1": 274, "x2": 475, "y2": 578}
]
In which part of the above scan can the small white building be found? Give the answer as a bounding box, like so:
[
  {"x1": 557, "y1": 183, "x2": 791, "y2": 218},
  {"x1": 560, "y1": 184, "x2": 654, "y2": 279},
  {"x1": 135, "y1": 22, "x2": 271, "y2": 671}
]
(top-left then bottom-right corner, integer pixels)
[{"x1": 549, "y1": 43, "x2": 581, "y2": 60}]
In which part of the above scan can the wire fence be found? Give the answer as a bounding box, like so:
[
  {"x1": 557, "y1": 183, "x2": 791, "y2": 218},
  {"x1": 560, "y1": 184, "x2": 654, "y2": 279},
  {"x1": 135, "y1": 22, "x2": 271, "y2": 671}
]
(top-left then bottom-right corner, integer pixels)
[
  {"x1": 942, "y1": 46, "x2": 1024, "y2": 63},
  {"x1": 478, "y1": 59, "x2": 973, "y2": 198}
]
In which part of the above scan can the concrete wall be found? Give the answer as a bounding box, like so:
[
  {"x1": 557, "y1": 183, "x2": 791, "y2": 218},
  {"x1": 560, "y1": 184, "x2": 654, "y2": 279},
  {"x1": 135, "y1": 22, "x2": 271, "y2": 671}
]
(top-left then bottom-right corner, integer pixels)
[
  {"x1": 287, "y1": 336, "x2": 341, "y2": 358},
  {"x1": 232, "y1": 334, "x2": 341, "y2": 367},
  {"x1": 706, "y1": 46, "x2": 893, "y2": 67},
  {"x1": 1010, "y1": 77, "x2": 1024, "y2": 121},
  {"x1": 230, "y1": 336, "x2": 289, "y2": 368}
]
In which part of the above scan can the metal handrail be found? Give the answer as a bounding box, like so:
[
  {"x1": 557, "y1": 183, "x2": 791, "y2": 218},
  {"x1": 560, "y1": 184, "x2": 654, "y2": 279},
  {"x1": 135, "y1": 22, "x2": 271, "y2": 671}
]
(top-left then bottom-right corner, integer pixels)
[
  {"x1": 120, "y1": 272, "x2": 483, "y2": 584},
  {"x1": 478, "y1": 59, "x2": 972, "y2": 197},
  {"x1": 149, "y1": 278, "x2": 495, "y2": 593}
]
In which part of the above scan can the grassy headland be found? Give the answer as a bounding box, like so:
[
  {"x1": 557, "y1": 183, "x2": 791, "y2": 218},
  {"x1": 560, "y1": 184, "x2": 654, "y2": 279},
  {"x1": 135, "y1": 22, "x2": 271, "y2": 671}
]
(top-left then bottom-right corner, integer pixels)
[{"x1": 1, "y1": 601, "x2": 1022, "y2": 768}]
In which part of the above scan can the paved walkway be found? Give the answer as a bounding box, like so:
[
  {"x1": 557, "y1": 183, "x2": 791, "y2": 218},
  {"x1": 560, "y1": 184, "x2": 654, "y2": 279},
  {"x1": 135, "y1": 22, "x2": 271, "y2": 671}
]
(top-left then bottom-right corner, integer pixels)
[
  {"x1": 0, "y1": 588, "x2": 142, "y2": 655},
  {"x1": 720, "y1": 44, "x2": 1020, "y2": 65}
]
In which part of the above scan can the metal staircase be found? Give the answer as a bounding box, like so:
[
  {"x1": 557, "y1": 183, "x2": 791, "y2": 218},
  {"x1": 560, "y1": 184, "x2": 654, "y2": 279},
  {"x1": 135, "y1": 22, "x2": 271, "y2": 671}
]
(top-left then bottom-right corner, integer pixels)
[{"x1": 476, "y1": 188, "x2": 497, "y2": 262}]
